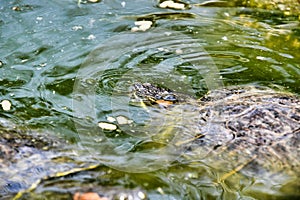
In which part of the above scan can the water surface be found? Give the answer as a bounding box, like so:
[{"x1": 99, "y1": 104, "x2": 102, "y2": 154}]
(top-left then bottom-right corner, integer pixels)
[{"x1": 0, "y1": 0, "x2": 299, "y2": 199}]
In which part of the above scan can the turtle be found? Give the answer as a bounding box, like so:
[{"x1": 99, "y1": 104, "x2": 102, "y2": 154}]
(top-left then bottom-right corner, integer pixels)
[{"x1": 130, "y1": 82, "x2": 300, "y2": 179}]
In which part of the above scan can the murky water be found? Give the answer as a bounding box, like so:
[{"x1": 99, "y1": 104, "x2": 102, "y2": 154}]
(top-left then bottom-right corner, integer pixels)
[{"x1": 0, "y1": 0, "x2": 300, "y2": 199}]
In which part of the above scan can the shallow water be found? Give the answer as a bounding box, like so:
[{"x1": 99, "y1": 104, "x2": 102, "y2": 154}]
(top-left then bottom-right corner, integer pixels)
[{"x1": 0, "y1": 0, "x2": 300, "y2": 199}]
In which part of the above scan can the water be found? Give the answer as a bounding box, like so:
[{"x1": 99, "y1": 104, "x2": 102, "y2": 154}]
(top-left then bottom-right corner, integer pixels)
[{"x1": 0, "y1": 0, "x2": 299, "y2": 199}]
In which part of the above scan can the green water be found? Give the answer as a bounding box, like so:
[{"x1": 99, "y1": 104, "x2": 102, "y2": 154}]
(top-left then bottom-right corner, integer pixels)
[{"x1": 0, "y1": 0, "x2": 299, "y2": 199}]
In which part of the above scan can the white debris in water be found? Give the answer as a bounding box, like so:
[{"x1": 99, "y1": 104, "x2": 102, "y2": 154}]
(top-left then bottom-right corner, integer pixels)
[
  {"x1": 157, "y1": 47, "x2": 170, "y2": 53},
  {"x1": 0, "y1": 100, "x2": 12, "y2": 111},
  {"x1": 39, "y1": 63, "x2": 47, "y2": 67},
  {"x1": 278, "y1": 4, "x2": 286, "y2": 11},
  {"x1": 137, "y1": 191, "x2": 146, "y2": 199},
  {"x1": 116, "y1": 115, "x2": 132, "y2": 125},
  {"x1": 175, "y1": 49, "x2": 183, "y2": 54},
  {"x1": 157, "y1": 187, "x2": 165, "y2": 195},
  {"x1": 98, "y1": 122, "x2": 117, "y2": 131},
  {"x1": 223, "y1": 12, "x2": 230, "y2": 17},
  {"x1": 131, "y1": 20, "x2": 153, "y2": 32},
  {"x1": 36, "y1": 16, "x2": 43, "y2": 21},
  {"x1": 121, "y1": 1, "x2": 126, "y2": 8},
  {"x1": 131, "y1": 27, "x2": 140, "y2": 32},
  {"x1": 118, "y1": 193, "x2": 132, "y2": 200},
  {"x1": 185, "y1": 172, "x2": 198, "y2": 179},
  {"x1": 222, "y1": 36, "x2": 228, "y2": 41},
  {"x1": 87, "y1": 34, "x2": 96, "y2": 40},
  {"x1": 21, "y1": 59, "x2": 28, "y2": 63},
  {"x1": 107, "y1": 116, "x2": 116, "y2": 122},
  {"x1": 72, "y1": 25, "x2": 83, "y2": 31},
  {"x1": 164, "y1": 31, "x2": 172, "y2": 36},
  {"x1": 159, "y1": 0, "x2": 185, "y2": 10},
  {"x1": 256, "y1": 56, "x2": 265, "y2": 60},
  {"x1": 134, "y1": 21, "x2": 152, "y2": 26}
]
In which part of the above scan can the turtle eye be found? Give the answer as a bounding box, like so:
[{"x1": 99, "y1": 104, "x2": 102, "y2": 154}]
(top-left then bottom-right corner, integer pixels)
[
  {"x1": 163, "y1": 94, "x2": 177, "y2": 101},
  {"x1": 155, "y1": 94, "x2": 162, "y2": 100}
]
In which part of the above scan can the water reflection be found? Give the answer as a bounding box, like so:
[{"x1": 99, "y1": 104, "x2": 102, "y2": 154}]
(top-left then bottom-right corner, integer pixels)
[{"x1": 0, "y1": 0, "x2": 299, "y2": 199}]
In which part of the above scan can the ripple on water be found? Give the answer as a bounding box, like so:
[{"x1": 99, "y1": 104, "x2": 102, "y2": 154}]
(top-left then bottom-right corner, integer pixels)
[{"x1": 73, "y1": 28, "x2": 224, "y2": 173}]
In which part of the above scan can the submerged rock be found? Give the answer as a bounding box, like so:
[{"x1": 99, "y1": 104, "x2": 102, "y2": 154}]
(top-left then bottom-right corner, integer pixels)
[{"x1": 0, "y1": 119, "x2": 149, "y2": 200}]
